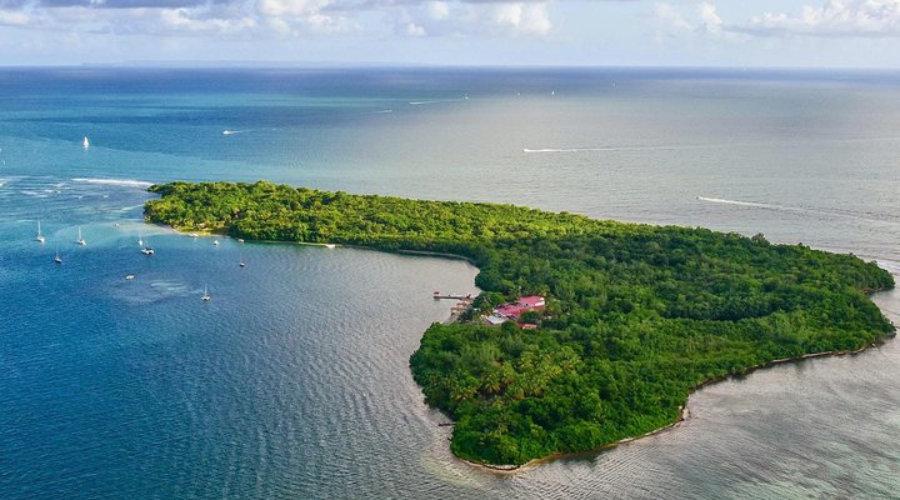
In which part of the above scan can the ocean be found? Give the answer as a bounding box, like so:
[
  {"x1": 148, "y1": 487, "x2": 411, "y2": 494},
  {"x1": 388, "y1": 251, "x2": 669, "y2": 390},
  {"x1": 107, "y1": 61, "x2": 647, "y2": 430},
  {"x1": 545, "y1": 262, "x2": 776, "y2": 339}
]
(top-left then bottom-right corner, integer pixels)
[{"x1": 1, "y1": 67, "x2": 899, "y2": 499}]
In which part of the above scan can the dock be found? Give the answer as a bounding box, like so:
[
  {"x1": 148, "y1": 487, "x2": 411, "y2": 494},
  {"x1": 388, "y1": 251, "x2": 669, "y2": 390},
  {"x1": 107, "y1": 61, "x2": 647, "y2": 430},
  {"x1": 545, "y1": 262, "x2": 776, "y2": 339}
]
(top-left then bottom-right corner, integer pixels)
[
  {"x1": 440, "y1": 294, "x2": 475, "y2": 324},
  {"x1": 433, "y1": 291, "x2": 474, "y2": 301}
]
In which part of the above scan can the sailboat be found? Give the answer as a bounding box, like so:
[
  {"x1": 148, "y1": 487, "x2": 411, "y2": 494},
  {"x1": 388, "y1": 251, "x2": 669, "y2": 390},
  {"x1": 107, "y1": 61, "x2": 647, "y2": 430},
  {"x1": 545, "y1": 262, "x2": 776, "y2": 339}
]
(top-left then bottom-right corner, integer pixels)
[
  {"x1": 239, "y1": 252, "x2": 246, "y2": 268},
  {"x1": 201, "y1": 285, "x2": 211, "y2": 302},
  {"x1": 83, "y1": 136, "x2": 90, "y2": 149},
  {"x1": 138, "y1": 231, "x2": 144, "y2": 247},
  {"x1": 77, "y1": 227, "x2": 86, "y2": 246},
  {"x1": 36, "y1": 220, "x2": 45, "y2": 244},
  {"x1": 54, "y1": 247, "x2": 62, "y2": 264}
]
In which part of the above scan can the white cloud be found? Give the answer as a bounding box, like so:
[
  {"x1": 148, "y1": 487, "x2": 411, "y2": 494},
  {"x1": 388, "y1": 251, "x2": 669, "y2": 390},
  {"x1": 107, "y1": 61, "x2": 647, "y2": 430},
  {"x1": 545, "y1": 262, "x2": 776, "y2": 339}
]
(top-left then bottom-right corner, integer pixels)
[
  {"x1": 698, "y1": 2, "x2": 722, "y2": 34},
  {"x1": 257, "y1": 0, "x2": 328, "y2": 17},
  {"x1": 255, "y1": 0, "x2": 355, "y2": 34},
  {"x1": 739, "y1": 0, "x2": 900, "y2": 37},
  {"x1": 160, "y1": 6, "x2": 257, "y2": 34},
  {"x1": 0, "y1": 0, "x2": 555, "y2": 38},
  {"x1": 0, "y1": 8, "x2": 33, "y2": 26},
  {"x1": 654, "y1": 3, "x2": 692, "y2": 32},
  {"x1": 655, "y1": 2, "x2": 726, "y2": 35},
  {"x1": 494, "y1": 3, "x2": 551, "y2": 35},
  {"x1": 394, "y1": 1, "x2": 553, "y2": 39},
  {"x1": 405, "y1": 21, "x2": 425, "y2": 35},
  {"x1": 426, "y1": 1, "x2": 449, "y2": 21}
]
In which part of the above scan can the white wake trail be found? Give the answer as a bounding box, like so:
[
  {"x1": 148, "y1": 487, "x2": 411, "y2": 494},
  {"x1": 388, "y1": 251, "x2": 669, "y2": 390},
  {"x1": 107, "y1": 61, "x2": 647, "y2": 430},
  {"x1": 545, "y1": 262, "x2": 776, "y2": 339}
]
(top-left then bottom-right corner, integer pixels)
[
  {"x1": 696, "y1": 197, "x2": 793, "y2": 212},
  {"x1": 523, "y1": 144, "x2": 727, "y2": 154},
  {"x1": 697, "y1": 196, "x2": 900, "y2": 227}
]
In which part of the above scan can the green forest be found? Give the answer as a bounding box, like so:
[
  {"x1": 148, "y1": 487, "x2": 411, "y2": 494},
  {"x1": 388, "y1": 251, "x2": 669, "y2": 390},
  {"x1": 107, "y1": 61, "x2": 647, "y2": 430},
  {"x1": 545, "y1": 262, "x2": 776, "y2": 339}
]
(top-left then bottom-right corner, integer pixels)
[{"x1": 145, "y1": 181, "x2": 895, "y2": 467}]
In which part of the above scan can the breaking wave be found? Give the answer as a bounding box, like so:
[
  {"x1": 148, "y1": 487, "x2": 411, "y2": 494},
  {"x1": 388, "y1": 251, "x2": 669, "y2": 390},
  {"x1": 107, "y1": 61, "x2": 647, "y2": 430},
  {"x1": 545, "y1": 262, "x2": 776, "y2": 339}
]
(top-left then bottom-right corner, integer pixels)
[{"x1": 72, "y1": 178, "x2": 154, "y2": 189}]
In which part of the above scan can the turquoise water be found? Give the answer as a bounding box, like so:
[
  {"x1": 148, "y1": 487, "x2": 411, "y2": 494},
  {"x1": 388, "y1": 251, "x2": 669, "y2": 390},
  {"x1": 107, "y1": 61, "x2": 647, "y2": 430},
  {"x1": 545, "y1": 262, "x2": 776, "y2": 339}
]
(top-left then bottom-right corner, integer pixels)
[{"x1": 1, "y1": 68, "x2": 899, "y2": 499}]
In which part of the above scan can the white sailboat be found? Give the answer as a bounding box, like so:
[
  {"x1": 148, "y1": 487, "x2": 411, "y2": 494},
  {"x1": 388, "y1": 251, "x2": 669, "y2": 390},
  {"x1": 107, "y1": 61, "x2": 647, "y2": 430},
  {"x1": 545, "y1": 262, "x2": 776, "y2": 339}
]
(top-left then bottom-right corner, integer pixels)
[
  {"x1": 54, "y1": 247, "x2": 62, "y2": 264},
  {"x1": 239, "y1": 252, "x2": 246, "y2": 268},
  {"x1": 36, "y1": 220, "x2": 45, "y2": 244},
  {"x1": 77, "y1": 227, "x2": 86, "y2": 246},
  {"x1": 138, "y1": 231, "x2": 144, "y2": 247},
  {"x1": 201, "y1": 285, "x2": 211, "y2": 302},
  {"x1": 83, "y1": 136, "x2": 90, "y2": 149}
]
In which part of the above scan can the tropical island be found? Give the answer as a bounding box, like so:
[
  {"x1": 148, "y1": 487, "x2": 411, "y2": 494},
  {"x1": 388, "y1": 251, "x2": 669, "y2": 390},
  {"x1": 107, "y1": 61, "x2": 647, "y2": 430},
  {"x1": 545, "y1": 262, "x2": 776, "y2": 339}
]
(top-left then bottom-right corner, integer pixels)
[{"x1": 145, "y1": 180, "x2": 895, "y2": 468}]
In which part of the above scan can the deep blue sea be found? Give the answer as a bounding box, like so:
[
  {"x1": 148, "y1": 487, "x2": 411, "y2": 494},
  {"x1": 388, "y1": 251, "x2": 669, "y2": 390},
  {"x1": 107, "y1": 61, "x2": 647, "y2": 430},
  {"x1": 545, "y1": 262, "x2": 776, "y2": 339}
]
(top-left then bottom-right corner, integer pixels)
[{"x1": 1, "y1": 68, "x2": 899, "y2": 499}]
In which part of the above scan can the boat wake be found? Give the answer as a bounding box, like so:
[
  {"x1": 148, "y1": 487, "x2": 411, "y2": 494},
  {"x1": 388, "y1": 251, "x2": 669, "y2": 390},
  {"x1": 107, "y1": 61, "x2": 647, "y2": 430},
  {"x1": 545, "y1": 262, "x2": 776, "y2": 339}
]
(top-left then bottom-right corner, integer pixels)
[
  {"x1": 697, "y1": 196, "x2": 900, "y2": 227},
  {"x1": 73, "y1": 178, "x2": 153, "y2": 189},
  {"x1": 222, "y1": 129, "x2": 253, "y2": 135},
  {"x1": 523, "y1": 144, "x2": 725, "y2": 154},
  {"x1": 524, "y1": 147, "x2": 632, "y2": 154},
  {"x1": 409, "y1": 99, "x2": 461, "y2": 106},
  {"x1": 696, "y1": 196, "x2": 791, "y2": 211},
  {"x1": 150, "y1": 280, "x2": 191, "y2": 294}
]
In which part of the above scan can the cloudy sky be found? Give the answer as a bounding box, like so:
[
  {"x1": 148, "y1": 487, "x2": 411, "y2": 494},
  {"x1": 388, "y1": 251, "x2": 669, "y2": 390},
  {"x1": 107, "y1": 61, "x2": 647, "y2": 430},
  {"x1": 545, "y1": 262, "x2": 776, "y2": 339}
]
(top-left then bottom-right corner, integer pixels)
[{"x1": 1, "y1": 0, "x2": 900, "y2": 66}]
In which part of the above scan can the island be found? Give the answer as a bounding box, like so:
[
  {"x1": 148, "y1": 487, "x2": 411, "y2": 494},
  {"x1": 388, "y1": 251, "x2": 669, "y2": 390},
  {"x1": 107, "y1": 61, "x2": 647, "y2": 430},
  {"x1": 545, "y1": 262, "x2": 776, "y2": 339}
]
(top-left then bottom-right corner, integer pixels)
[{"x1": 145, "y1": 181, "x2": 895, "y2": 468}]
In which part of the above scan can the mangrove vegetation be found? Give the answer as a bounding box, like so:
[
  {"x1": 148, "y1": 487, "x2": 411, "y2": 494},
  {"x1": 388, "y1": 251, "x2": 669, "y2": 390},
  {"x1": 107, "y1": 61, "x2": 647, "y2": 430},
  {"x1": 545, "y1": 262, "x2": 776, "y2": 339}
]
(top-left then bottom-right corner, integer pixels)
[{"x1": 145, "y1": 181, "x2": 895, "y2": 467}]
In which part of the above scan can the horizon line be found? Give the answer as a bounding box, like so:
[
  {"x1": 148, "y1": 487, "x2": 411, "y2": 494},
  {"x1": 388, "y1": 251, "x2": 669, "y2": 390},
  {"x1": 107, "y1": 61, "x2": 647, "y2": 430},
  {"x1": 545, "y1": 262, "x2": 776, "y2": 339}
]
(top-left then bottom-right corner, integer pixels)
[{"x1": 0, "y1": 62, "x2": 899, "y2": 73}]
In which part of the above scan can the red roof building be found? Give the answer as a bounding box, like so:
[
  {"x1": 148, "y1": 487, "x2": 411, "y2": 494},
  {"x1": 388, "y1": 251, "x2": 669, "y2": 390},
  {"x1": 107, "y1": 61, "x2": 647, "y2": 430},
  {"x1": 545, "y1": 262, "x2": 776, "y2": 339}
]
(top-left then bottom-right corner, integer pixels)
[{"x1": 493, "y1": 296, "x2": 546, "y2": 320}]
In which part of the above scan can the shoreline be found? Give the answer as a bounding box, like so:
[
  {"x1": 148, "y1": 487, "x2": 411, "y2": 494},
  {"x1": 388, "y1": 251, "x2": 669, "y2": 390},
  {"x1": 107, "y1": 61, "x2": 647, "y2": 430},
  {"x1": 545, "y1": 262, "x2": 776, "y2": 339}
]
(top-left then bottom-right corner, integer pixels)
[
  {"x1": 397, "y1": 249, "x2": 479, "y2": 266},
  {"x1": 150, "y1": 223, "x2": 479, "y2": 264},
  {"x1": 459, "y1": 335, "x2": 891, "y2": 475}
]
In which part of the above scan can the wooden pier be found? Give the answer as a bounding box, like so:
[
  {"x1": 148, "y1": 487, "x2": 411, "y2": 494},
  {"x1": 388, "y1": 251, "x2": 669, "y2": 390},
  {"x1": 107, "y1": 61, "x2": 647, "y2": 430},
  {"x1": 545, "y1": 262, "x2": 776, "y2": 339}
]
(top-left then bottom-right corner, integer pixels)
[{"x1": 433, "y1": 291, "x2": 474, "y2": 301}]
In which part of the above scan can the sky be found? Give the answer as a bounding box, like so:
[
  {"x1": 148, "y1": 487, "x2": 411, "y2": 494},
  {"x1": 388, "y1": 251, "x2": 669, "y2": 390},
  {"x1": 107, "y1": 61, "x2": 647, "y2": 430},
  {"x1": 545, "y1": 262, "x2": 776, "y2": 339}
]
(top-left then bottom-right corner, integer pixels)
[{"x1": 1, "y1": 0, "x2": 900, "y2": 67}]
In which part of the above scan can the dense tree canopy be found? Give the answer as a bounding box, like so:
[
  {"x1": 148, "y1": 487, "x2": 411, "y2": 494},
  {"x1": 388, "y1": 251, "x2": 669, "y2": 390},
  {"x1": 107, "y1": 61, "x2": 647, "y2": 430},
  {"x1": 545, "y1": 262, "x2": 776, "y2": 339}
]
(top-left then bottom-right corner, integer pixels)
[{"x1": 146, "y1": 181, "x2": 895, "y2": 466}]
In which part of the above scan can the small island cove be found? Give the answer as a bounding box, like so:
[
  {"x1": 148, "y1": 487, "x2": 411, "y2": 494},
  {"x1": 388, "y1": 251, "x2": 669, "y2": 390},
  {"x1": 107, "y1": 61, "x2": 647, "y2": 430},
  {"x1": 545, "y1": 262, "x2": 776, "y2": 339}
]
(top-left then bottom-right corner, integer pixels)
[{"x1": 145, "y1": 181, "x2": 896, "y2": 469}]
